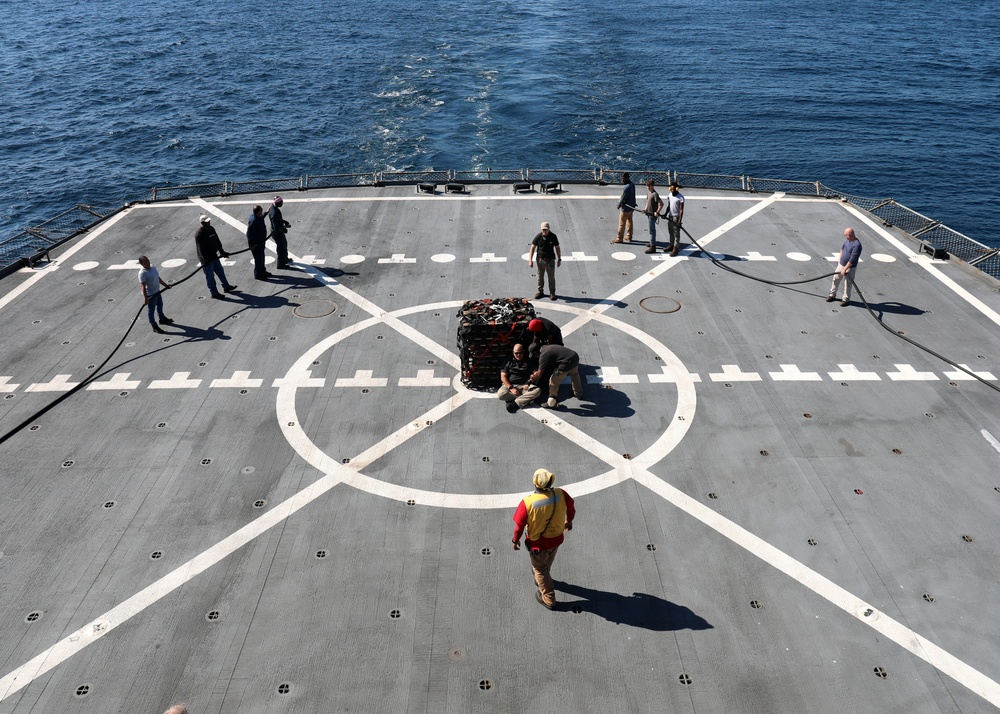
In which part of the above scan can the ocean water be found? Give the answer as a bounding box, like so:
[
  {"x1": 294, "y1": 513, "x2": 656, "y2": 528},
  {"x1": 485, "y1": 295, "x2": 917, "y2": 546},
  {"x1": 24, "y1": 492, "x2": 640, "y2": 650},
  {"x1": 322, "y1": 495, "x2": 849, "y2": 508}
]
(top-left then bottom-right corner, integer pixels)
[{"x1": 2, "y1": 0, "x2": 998, "y2": 245}]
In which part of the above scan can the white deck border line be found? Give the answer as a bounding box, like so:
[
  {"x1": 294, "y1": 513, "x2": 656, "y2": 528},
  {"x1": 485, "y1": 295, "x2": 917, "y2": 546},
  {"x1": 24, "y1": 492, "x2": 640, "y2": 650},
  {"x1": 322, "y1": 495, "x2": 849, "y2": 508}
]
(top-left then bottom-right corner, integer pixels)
[
  {"x1": 0, "y1": 209, "x2": 132, "y2": 312},
  {"x1": 3, "y1": 193, "x2": 999, "y2": 709}
]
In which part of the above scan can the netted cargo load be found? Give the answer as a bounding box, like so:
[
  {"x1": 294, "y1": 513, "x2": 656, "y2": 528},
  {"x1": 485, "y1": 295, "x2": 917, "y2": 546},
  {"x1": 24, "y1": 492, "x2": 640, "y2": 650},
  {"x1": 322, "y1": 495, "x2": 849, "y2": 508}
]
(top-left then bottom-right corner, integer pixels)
[{"x1": 456, "y1": 298, "x2": 537, "y2": 390}]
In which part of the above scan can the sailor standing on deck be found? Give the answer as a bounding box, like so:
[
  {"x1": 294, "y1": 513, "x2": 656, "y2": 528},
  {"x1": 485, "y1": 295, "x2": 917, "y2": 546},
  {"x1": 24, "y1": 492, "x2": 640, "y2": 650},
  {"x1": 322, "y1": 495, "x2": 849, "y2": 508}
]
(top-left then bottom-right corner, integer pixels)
[
  {"x1": 642, "y1": 178, "x2": 664, "y2": 254},
  {"x1": 194, "y1": 215, "x2": 237, "y2": 299},
  {"x1": 661, "y1": 180, "x2": 685, "y2": 256},
  {"x1": 247, "y1": 205, "x2": 271, "y2": 280},
  {"x1": 512, "y1": 468, "x2": 575, "y2": 610},
  {"x1": 267, "y1": 196, "x2": 292, "y2": 269},
  {"x1": 137, "y1": 256, "x2": 172, "y2": 334},
  {"x1": 528, "y1": 221, "x2": 561, "y2": 301},
  {"x1": 612, "y1": 171, "x2": 637, "y2": 244},
  {"x1": 827, "y1": 227, "x2": 862, "y2": 307}
]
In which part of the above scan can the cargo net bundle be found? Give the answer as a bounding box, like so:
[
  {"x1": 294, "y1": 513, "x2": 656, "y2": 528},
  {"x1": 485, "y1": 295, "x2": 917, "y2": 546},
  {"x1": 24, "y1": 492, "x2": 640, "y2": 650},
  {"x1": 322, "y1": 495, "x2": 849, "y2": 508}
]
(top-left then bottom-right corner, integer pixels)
[{"x1": 456, "y1": 298, "x2": 536, "y2": 390}]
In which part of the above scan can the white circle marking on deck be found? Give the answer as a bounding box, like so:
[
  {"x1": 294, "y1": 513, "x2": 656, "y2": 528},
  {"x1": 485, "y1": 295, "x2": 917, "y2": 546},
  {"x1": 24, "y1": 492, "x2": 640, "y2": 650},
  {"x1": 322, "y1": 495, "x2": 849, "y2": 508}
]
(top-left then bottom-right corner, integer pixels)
[
  {"x1": 161, "y1": 258, "x2": 187, "y2": 268},
  {"x1": 431, "y1": 254, "x2": 456, "y2": 263},
  {"x1": 341, "y1": 255, "x2": 366, "y2": 264},
  {"x1": 787, "y1": 252, "x2": 811, "y2": 261},
  {"x1": 870, "y1": 253, "x2": 896, "y2": 262},
  {"x1": 611, "y1": 252, "x2": 637, "y2": 261},
  {"x1": 277, "y1": 301, "x2": 696, "y2": 509},
  {"x1": 72, "y1": 261, "x2": 99, "y2": 271}
]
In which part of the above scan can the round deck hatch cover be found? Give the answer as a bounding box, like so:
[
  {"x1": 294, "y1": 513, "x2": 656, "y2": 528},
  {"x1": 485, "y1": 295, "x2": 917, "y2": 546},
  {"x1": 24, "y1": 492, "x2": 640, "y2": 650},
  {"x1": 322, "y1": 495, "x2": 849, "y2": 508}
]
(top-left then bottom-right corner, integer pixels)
[{"x1": 293, "y1": 300, "x2": 338, "y2": 318}]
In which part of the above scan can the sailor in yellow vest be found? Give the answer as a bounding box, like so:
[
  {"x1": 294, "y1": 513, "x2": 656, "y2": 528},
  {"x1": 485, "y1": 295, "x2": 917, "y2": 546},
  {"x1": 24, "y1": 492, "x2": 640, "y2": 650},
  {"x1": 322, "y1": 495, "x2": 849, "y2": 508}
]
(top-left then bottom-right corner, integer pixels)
[{"x1": 512, "y1": 468, "x2": 576, "y2": 610}]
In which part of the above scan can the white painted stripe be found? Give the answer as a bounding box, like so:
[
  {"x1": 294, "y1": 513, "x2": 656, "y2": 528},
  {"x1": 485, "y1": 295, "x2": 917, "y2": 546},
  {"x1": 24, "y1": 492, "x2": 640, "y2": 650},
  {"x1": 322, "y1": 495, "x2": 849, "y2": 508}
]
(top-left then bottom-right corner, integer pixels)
[
  {"x1": 631, "y1": 468, "x2": 1000, "y2": 707},
  {"x1": 469, "y1": 253, "x2": 507, "y2": 263},
  {"x1": 85, "y1": 373, "x2": 141, "y2": 390},
  {"x1": 210, "y1": 371, "x2": 263, "y2": 389},
  {"x1": 107, "y1": 259, "x2": 142, "y2": 270},
  {"x1": 147, "y1": 372, "x2": 201, "y2": 389},
  {"x1": 647, "y1": 367, "x2": 702, "y2": 383},
  {"x1": 0, "y1": 209, "x2": 131, "y2": 313},
  {"x1": 0, "y1": 470, "x2": 346, "y2": 701},
  {"x1": 743, "y1": 251, "x2": 777, "y2": 261},
  {"x1": 709, "y1": 365, "x2": 762, "y2": 382},
  {"x1": 885, "y1": 364, "x2": 938, "y2": 381},
  {"x1": 398, "y1": 370, "x2": 452, "y2": 387},
  {"x1": 586, "y1": 366, "x2": 639, "y2": 384},
  {"x1": 334, "y1": 370, "x2": 388, "y2": 388},
  {"x1": 0, "y1": 377, "x2": 21, "y2": 393},
  {"x1": 769, "y1": 364, "x2": 822, "y2": 381},
  {"x1": 944, "y1": 365, "x2": 996, "y2": 381},
  {"x1": 24, "y1": 375, "x2": 80, "y2": 393},
  {"x1": 562, "y1": 251, "x2": 599, "y2": 262},
  {"x1": 827, "y1": 364, "x2": 881, "y2": 381},
  {"x1": 378, "y1": 253, "x2": 417, "y2": 264},
  {"x1": 981, "y1": 429, "x2": 1000, "y2": 456}
]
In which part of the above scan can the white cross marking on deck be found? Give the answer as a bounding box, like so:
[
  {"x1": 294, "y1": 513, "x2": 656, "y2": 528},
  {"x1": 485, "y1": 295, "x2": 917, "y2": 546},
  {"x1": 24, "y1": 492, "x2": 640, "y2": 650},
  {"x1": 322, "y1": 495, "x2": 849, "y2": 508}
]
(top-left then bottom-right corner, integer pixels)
[
  {"x1": 24, "y1": 374, "x2": 80, "y2": 392},
  {"x1": 944, "y1": 364, "x2": 996, "y2": 381},
  {"x1": 85, "y1": 373, "x2": 142, "y2": 390},
  {"x1": 562, "y1": 251, "x2": 598, "y2": 262},
  {"x1": 272, "y1": 371, "x2": 325, "y2": 388},
  {"x1": 106, "y1": 259, "x2": 142, "y2": 270},
  {"x1": 586, "y1": 366, "x2": 639, "y2": 384},
  {"x1": 886, "y1": 364, "x2": 939, "y2": 381},
  {"x1": 827, "y1": 364, "x2": 881, "y2": 380},
  {"x1": 647, "y1": 367, "x2": 702, "y2": 383},
  {"x1": 334, "y1": 370, "x2": 389, "y2": 388},
  {"x1": 147, "y1": 372, "x2": 202, "y2": 389},
  {"x1": 377, "y1": 253, "x2": 417, "y2": 264},
  {"x1": 7, "y1": 192, "x2": 1000, "y2": 711},
  {"x1": 297, "y1": 255, "x2": 327, "y2": 265},
  {"x1": 768, "y1": 364, "x2": 822, "y2": 381},
  {"x1": 397, "y1": 370, "x2": 452, "y2": 387},
  {"x1": 742, "y1": 251, "x2": 777, "y2": 261},
  {"x1": 210, "y1": 371, "x2": 263, "y2": 388},
  {"x1": 219, "y1": 257, "x2": 238, "y2": 266},
  {"x1": 0, "y1": 377, "x2": 20, "y2": 393},
  {"x1": 709, "y1": 365, "x2": 762, "y2": 382},
  {"x1": 469, "y1": 253, "x2": 507, "y2": 263}
]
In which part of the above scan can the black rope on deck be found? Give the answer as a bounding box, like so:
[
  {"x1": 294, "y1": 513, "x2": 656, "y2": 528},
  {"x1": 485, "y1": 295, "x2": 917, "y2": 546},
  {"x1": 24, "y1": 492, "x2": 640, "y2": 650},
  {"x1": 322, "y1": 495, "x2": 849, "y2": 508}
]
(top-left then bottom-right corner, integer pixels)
[{"x1": 0, "y1": 247, "x2": 252, "y2": 447}]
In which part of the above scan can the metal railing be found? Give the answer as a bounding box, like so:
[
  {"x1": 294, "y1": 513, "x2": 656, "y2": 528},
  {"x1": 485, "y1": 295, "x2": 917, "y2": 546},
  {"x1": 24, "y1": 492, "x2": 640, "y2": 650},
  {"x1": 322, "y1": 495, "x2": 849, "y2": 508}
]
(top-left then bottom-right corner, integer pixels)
[
  {"x1": 3, "y1": 168, "x2": 997, "y2": 282},
  {"x1": 0, "y1": 204, "x2": 118, "y2": 279}
]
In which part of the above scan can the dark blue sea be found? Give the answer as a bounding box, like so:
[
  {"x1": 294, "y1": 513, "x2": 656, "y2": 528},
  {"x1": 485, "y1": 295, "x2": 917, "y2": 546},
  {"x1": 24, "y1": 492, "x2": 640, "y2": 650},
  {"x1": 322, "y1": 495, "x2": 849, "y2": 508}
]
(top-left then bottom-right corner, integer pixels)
[{"x1": 2, "y1": 0, "x2": 998, "y2": 245}]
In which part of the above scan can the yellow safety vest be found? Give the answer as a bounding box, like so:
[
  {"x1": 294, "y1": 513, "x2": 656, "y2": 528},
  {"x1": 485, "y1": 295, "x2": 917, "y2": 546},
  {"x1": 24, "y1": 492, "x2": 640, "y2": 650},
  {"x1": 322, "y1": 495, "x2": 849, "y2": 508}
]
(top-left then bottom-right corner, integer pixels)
[{"x1": 524, "y1": 488, "x2": 568, "y2": 541}]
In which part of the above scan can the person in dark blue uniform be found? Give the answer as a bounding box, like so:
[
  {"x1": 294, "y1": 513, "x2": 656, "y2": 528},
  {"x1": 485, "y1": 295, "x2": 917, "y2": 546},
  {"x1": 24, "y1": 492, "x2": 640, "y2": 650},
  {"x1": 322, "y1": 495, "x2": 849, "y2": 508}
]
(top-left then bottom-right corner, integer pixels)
[
  {"x1": 194, "y1": 215, "x2": 236, "y2": 299},
  {"x1": 247, "y1": 205, "x2": 270, "y2": 280},
  {"x1": 267, "y1": 196, "x2": 291, "y2": 269}
]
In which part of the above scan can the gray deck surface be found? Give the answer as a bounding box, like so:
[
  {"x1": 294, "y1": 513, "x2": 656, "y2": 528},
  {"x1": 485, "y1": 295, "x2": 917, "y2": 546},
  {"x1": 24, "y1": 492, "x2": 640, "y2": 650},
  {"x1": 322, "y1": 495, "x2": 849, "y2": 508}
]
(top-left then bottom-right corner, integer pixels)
[{"x1": 1, "y1": 184, "x2": 1000, "y2": 713}]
